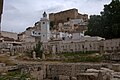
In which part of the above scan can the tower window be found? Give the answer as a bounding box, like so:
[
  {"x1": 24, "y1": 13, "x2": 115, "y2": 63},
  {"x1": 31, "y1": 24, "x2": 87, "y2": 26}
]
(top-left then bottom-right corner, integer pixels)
[
  {"x1": 43, "y1": 22, "x2": 45, "y2": 24},
  {"x1": 38, "y1": 33, "x2": 41, "y2": 35},
  {"x1": 67, "y1": 17, "x2": 70, "y2": 21},
  {"x1": 33, "y1": 31, "x2": 35, "y2": 34}
]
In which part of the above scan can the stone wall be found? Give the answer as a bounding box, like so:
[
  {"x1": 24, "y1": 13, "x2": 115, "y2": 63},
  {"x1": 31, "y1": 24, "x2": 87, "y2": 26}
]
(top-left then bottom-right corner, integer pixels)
[
  {"x1": 1, "y1": 31, "x2": 18, "y2": 40},
  {"x1": 46, "y1": 63, "x2": 106, "y2": 79},
  {"x1": 18, "y1": 63, "x2": 120, "y2": 80},
  {"x1": 49, "y1": 8, "x2": 88, "y2": 25},
  {"x1": 43, "y1": 38, "x2": 120, "y2": 54},
  {"x1": 20, "y1": 64, "x2": 46, "y2": 80}
]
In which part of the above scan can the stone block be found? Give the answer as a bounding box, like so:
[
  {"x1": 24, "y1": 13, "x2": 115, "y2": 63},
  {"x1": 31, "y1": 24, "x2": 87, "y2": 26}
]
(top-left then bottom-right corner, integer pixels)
[
  {"x1": 77, "y1": 73, "x2": 98, "y2": 80},
  {"x1": 59, "y1": 75, "x2": 70, "y2": 80},
  {"x1": 112, "y1": 64, "x2": 120, "y2": 72},
  {"x1": 71, "y1": 77, "x2": 77, "y2": 80}
]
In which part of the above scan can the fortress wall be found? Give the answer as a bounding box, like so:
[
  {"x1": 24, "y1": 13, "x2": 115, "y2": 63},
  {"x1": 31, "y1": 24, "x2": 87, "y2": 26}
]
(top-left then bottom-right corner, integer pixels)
[{"x1": 49, "y1": 9, "x2": 88, "y2": 25}]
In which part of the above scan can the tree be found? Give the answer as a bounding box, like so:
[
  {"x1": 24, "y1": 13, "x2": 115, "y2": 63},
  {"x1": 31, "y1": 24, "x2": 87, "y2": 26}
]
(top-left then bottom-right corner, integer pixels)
[
  {"x1": 34, "y1": 41, "x2": 43, "y2": 58},
  {"x1": 85, "y1": 15, "x2": 103, "y2": 37},
  {"x1": 50, "y1": 21, "x2": 55, "y2": 30},
  {"x1": 101, "y1": 0, "x2": 120, "y2": 39},
  {"x1": 85, "y1": 0, "x2": 120, "y2": 39}
]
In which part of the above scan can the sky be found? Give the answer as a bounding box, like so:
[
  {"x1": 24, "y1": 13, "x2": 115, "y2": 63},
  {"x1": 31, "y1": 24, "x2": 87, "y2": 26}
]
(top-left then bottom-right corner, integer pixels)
[{"x1": 1, "y1": 0, "x2": 111, "y2": 33}]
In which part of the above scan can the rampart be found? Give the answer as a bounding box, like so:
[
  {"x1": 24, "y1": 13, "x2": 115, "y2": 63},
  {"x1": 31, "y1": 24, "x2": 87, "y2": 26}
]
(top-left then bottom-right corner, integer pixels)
[{"x1": 49, "y1": 8, "x2": 88, "y2": 25}]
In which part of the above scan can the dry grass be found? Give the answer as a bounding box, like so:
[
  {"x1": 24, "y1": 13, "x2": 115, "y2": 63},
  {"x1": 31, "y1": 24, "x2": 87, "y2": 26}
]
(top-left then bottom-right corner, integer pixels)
[{"x1": 0, "y1": 55, "x2": 16, "y2": 66}]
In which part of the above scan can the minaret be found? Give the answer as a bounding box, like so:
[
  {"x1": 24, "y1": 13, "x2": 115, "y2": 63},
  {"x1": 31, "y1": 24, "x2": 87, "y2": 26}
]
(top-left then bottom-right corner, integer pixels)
[{"x1": 40, "y1": 12, "x2": 50, "y2": 42}]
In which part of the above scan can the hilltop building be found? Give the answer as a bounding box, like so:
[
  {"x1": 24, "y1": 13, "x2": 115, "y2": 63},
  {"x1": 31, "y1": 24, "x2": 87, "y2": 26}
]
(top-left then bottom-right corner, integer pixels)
[
  {"x1": 49, "y1": 8, "x2": 88, "y2": 32},
  {"x1": 18, "y1": 12, "x2": 51, "y2": 43},
  {"x1": 18, "y1": 9, "x2": 88, "y2": 43},
  {"x1": 1, "y1": 9, "x2": 119, "y2": 54},
  {"x1": 58, "y1": 18, "x2": 87, "y2": 32},
  {"x1": 49, "y1": 8, "x2": 88, "y2": 25}
]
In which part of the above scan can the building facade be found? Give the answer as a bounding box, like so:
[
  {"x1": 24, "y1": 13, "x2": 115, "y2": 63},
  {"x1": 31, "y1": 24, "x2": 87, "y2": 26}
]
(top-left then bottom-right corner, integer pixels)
[
  {"x1": 49, "y1": 8, "x2": 88, "y2": 25},
  {"x1": 58, "y1": 18, "x2": 87, "y2": 32},
  {"x1": 18, "y1": 12, "x2": 50, "y2": 43},
  {"x1": 43, "y1": 38, "x2": 120, "y2": 54}
]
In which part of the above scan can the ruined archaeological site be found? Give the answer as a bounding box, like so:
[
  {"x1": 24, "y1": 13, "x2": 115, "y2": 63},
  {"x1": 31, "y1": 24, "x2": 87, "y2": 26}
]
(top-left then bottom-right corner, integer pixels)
[{"x1": 0, "y1": 0, "x2": 120, "y2": 80}]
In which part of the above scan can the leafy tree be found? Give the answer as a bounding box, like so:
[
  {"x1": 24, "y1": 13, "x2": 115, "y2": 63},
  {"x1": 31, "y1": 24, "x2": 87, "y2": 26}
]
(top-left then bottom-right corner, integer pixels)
[
  {"x1": 34, "y1": 41, "x2": 43, "y2": 58},
  {"x1": 102, "y1": 0, "x2": 120, "y2": 39},
  {"x1": 50, "y1": 21, "x2": 55, "y2": 30},
  {"x1": 85, "y1": 0, "x2": 120, "y2": 39},
  {"x1": 85, "y1": 15, "x2": 103, "y2": 36}
]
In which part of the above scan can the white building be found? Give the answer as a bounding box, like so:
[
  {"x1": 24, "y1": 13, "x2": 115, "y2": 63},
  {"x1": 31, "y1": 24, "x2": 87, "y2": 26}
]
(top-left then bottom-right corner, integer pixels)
[
  {"x1": 40, "y1": 12, "x2": 51, "y2": 42},
  {"x1": 58, "y1": 18, "x2": 87, "y2": 32},
  {"x1": 18, "y1": 12, "x2": 51, "y2": 43},
  {"x1": 43, "y1": 38, "x2": 120, "y2": 54}
]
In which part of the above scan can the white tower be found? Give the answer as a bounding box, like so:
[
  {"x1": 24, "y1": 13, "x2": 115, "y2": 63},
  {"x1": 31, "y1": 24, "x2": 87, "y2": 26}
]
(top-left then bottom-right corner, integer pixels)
[{"x1": 40, "y1": 12, "x2": 50, "y2": 42}]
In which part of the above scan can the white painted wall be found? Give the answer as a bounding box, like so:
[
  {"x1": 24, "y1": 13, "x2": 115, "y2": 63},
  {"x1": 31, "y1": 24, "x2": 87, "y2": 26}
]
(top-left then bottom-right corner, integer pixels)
[{"x1": 40, "y1": 13, "x2": 50, "y2": 42}]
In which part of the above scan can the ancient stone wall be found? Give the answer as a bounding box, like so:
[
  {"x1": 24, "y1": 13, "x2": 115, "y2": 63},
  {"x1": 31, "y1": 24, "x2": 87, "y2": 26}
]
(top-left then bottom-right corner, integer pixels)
[
  {"x1": 19, "y1": 63, "x2": 120, "y2": 80},
  {"x1": 49, "y1": 8, "x2": 88, "y2": 25},
  {"x1": 46, "y1": 63, "x2": 105, "y2": 78},
  {"x1": 20, "y1": 64, "x2": 46, "y2": 79}
]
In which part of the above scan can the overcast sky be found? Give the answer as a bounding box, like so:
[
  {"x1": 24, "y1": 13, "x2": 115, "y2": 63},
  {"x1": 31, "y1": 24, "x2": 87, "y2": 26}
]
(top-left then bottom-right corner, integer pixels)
[{"x1": 1, "y1": 0, "x2": 111, "y2": 33}]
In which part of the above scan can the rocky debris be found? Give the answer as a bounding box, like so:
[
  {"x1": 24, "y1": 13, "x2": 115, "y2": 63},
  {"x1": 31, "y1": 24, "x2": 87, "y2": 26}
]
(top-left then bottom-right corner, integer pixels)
[
  {"x1": 0, "y1": 63, "x2": 6, "y2": 67},
  {"x1": 31, "y1": 70, "x2": 43, "y2": 80},
  {"x1": 59, "y1": 75, "x2": 70, "y2": 80},
  {"x1": 112, "y1": 72, "x2": 120, "y2": 79},
  {"x1": 112, "y1": 64, "x2": 120, "y2": 72},
  {"x1": 103, "y1": 52, "x2": 120, "y2": 61},
  {"x1": 1, "y1": 63, "x2": 120, "y2": 80},
  {"x1": 71, "y1": 77, "x2": 77, "y2": 80},
  {"x1": 77, "y1": 73, "x2": 98, "y2": 80}
]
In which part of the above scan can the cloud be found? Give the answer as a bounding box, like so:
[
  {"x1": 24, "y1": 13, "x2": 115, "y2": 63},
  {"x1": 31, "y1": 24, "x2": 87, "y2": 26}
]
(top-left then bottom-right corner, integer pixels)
[{"x1": 1, "y1": 0, "x2": 111, "y2": 33}]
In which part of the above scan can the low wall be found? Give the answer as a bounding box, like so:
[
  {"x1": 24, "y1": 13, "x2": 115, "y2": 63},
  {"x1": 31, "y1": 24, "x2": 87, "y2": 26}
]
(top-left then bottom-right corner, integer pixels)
[{"x1": 46, "y1": 63, "x2": 108, "y2": 78}]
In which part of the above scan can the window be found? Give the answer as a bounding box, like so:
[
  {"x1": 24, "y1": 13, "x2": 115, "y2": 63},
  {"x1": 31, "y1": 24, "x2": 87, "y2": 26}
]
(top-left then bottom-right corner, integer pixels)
[
  {"x1": 33, "y1": 31, "x2": 35, "y2": 34},
  {"x1": 38, "y1": 33, "x2": 41, "y2": 35},
  {"x1": 43, "y1": 22, "x2": 45, "y2": 24}
]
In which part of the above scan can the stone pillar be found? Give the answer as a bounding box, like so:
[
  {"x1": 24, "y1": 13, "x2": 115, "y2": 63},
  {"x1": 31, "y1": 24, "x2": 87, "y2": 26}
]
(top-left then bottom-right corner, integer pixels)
[
  {"x1": 38, "y1": 70, "x2": 43, "y2": 80},
  {"x1": 52, "y1": 45, "x2": 56, "y2": 54},
  {"x1": 42, "y1": 64, "x2": 46, "y2": 79},
  {"x1": 71, "y1": 65, "x2": 75, "y2": 77},
  {"x1": 98, "y1": 71, "x2": 103, "y2": 80},
  {"x1": 52, "y1": 45, "x2": 56, "y2": 59},
  {"x1": 42, "y1": 53, "x2": 45, "y2": 60},
  {"x1": 33, "y1": 51, "x2": 36, "y2": 59}
]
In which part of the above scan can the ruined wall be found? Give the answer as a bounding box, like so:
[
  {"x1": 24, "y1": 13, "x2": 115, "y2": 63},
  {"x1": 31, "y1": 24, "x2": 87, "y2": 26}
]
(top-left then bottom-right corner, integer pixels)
[
  {"x1": 46, "y1": 63, "x2": 105, "y2": 78},
  {"x1": 19, "y1": 63, "x2": 120, "y2": 80},
  {"x1": 43, "y1": 38, "x2": 120, "y2": 54}
]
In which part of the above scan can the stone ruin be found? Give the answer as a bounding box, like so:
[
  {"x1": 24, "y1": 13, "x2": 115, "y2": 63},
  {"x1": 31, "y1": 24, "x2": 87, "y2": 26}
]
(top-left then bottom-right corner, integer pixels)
[
  {"x1": 103, "y1": 52, "x2": 120, "y2": 61},
  {"x1": 1, "y1": 63, "x2": 120, "y2": 80}
]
